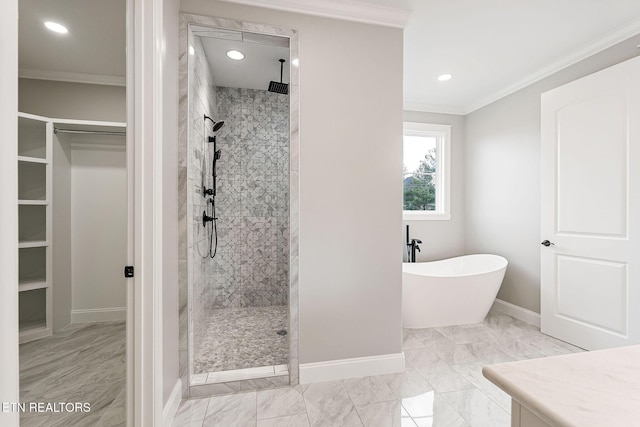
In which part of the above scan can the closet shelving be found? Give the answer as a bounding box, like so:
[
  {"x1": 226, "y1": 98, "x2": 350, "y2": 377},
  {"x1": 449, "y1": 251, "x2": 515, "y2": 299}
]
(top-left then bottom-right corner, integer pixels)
[
  {"x1": 17, "y1": 113, "x2": 52, "y2": 343},
  {"x1": 17, "y1": 112, "x2": 126, "y2": 343}
]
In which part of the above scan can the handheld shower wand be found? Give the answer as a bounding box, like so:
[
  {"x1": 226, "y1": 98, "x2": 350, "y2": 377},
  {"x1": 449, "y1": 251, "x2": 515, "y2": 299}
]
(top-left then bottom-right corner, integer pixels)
[
  {"x1": 202, "y1": 116, "x2": 225, "y2": 196},
  {"x1": 204, "y1": 135, "x2": 222, "y2": 197}
]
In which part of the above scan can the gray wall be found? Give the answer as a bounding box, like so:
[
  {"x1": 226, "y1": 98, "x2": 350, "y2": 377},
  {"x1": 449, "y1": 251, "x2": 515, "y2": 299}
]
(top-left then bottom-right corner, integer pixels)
[
  {"x1": 180, "y1": 0, "x2": 404, "y2": 364},
  {"x1": 402, "y1": 111, "x2": 465, "y2": 262},
  {"x1": 465, "y1": 35, "x2": 640, "y2": 313},
  {"x1": 18, "y1": 79, "x2": 126, "y2": 122},
  {"x1": 69, "y1": 142, "x2": 127, "y2": 316}
]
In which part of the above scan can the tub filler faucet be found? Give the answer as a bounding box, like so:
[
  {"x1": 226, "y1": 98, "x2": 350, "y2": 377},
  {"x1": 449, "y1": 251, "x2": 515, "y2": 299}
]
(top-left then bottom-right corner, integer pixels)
[{"x1": 405, "y1": 225, "x2": 422, "y2": 263}]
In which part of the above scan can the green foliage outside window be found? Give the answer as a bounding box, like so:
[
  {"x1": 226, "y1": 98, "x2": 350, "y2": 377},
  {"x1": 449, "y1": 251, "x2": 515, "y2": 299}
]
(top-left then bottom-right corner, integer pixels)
[{"x1": 403, "y1": 148, "x2": 436, "y2": 211}]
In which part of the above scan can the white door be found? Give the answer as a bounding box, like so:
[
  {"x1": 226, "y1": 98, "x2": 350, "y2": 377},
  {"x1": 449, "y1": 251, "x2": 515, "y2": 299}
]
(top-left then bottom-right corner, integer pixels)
[{"x1": 541, "y1": 55, "x2": 640, "y2": 350}]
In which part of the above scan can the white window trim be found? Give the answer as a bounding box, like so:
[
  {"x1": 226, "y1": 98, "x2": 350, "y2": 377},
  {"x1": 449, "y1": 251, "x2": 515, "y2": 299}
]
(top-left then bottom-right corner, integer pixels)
[{"x1": 403, "y1": 122, "x2": 451, "y2": 221}]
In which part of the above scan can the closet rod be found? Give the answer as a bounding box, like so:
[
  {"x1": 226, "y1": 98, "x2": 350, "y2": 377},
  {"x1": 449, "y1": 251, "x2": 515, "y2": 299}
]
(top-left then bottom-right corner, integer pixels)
[{"x1": 54, "y1": 128, "x2": 126, "y2": 137}]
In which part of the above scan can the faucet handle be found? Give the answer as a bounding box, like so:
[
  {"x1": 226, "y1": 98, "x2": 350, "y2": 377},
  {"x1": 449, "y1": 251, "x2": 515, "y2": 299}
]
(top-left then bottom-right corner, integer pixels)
[{"x1": 411, "y1": 238, "x2": 423, "y2": 244}]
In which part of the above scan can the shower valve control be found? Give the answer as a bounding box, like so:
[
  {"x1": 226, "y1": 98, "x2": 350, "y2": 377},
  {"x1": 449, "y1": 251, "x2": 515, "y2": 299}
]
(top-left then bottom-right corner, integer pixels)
[{"x1": 124, "y1": 266, "x2": 134, "y2": 278}]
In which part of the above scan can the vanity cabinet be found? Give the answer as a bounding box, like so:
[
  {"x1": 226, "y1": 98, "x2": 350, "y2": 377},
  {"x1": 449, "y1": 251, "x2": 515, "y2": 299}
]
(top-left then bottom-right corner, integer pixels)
[{"x1": 483, "y1": 346, "x2": 640, "y2": 427}]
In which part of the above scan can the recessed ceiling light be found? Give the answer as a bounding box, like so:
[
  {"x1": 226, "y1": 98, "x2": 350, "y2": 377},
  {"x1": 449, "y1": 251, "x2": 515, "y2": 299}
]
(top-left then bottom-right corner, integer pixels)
[
  {"x1": 44, "y1": 21, "x2": 68, "y2": 34},
  {"x1": 437, "y1": 74, "x2": 452, "y2": 82},
  {"x1": 226, "y1": 50, "x2": 245, "y2": 60},
  {"x1": 189, "y1": 45, "x2": 195, "y2": 56}
]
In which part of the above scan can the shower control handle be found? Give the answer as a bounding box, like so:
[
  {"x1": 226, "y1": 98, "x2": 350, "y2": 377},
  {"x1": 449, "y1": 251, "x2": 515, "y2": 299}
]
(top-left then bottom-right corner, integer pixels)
[
  {"x1": 202, "y1": 211, "x2": 215, "y2": 227},
  {"x1": 541, "y1": 240, "x2": 555, "y2": 247}
]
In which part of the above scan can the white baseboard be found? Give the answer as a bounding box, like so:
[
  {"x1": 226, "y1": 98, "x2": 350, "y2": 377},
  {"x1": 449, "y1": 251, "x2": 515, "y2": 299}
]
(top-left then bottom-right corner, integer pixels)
[
  {"x1": 299, "y1": 352, "x2": 405, "y2": 384},
  {"x1": 71, "y1": 307, "x2": 126, "y2": 323},
  {"x1": 491, "y1": 299, "x2": 541, "y2": 328},
  {"x1": 163, "y1": 379, "x2": 182, "y2": 427}
]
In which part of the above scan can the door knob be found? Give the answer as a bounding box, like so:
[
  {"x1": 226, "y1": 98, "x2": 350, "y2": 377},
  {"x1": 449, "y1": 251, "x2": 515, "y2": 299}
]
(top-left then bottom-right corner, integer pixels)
[{"x1": 541, "y1": 240, "x2": 555, "y2": 247}]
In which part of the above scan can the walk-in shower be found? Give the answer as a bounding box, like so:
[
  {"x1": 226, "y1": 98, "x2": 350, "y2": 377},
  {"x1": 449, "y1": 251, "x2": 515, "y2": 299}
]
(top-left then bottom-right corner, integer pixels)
[{"x1": 179, "y1": 16, "x2": 298, "y2": 394}]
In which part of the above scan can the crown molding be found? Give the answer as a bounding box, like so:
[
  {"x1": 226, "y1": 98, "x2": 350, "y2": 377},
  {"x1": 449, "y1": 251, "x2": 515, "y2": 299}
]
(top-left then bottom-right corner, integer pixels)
[
  {"x1": 403, "y1": 100, "x2": 466, "y2": 116},
  {"x1": 464, "y1": 17, "x2": 640, "y2": 114},
  {"x1": 221, "y1": 0, "x2": 409, "y2": 28},
  {"x1": 19, "y1": 69, "x2": 126, "y2": 87}
]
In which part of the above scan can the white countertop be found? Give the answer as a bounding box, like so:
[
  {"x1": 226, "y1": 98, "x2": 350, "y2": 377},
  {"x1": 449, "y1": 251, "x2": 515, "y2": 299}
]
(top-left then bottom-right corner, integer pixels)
[{"x1": 482, "y1": 345, "x2": 640, "y2": 427}]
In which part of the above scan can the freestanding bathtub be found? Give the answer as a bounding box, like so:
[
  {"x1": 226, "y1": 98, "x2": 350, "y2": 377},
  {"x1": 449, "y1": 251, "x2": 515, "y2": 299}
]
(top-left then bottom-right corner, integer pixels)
[{"x1": 402, "y1": 254, "x2": 508, "y2": 328}]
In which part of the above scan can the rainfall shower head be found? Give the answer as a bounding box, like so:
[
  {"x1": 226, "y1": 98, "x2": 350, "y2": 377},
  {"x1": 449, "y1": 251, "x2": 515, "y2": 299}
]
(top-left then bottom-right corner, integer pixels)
[
  {"x1": 204, "y1": 115, "x2": 225, "y2": 132},
  {"x1": 212, "y1": 120, "x2": 225, "y2": 132},
  {"x1": 268, "y1": 59, "x2": 289, "y2": 95}
]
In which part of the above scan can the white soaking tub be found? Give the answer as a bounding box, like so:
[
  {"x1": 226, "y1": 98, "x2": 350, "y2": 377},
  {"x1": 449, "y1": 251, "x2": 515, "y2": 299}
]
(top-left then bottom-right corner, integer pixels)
[{"x1": 402, "y1": 254, "x2": 508, "y2": 328}]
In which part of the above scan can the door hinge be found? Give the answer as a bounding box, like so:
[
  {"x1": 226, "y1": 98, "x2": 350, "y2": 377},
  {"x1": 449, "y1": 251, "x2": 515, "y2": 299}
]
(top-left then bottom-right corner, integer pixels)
[{"x1": 124, "y1": 265, "x2": 134, "y2": 278}]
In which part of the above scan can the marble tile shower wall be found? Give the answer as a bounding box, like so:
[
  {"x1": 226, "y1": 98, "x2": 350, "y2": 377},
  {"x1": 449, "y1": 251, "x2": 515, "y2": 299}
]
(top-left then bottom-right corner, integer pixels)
[
  {"x1": 188, "y1": 36, "x2": 218, "y2": 358},
  {"x1": 212, "y1": 86, "x2": 289, "y2": 308}
]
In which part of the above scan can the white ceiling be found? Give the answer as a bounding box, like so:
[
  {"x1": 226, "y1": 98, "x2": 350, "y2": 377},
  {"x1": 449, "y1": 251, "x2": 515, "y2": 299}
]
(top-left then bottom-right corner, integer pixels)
[
  {"x1": 196, "y1": 29, "x2": 291, "y2": 91},
  {"x1": 17, "y1": 0, "x2": 640, "y2": 114},
  {"x1": 395, "y1": 0, "x2": 640, "y2": 113},
  {"x1": 19, "y1": 0, "x2": 126, "y2": 84}
]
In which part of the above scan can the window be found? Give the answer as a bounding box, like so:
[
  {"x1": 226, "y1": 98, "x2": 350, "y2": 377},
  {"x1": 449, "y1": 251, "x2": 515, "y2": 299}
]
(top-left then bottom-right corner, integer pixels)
[{"x1": 403, "y1": 123, "x2": 451, "y2": 220}]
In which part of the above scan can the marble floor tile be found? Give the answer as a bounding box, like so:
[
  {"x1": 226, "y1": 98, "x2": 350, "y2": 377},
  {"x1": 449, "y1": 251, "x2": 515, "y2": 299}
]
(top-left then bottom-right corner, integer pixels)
[
  {"x1": 452, "y1": 363, "x2": 511, "y2": 411},
  {"x1": 441, "y1": 389, "x2": 510, "y2": 427},
  {"x1": 400, "y1": 390, "x2": 436, "y2": 418},
  {"x1": 405, "y1": 348, "x2": 474, "y2": 393},
  {"x1": 424, "y1": 336, "x2": 480, "y2": 365},
  {"x1": 522, "y1": 332, "x2": 583, "y2": 357},
  {"x1": 491, "y1": 335, "x2": 544, "y2": 358},
  {"x1": 401, "y1": 390, "x2": 467, "y2": 427},
  {"x1": 355, "y1": 400, "x2": 403, "y2": 427},
  {"x1": 302, "y1": 381, "x2": 363, "y2": 427},
  {"x1": 435, "y1": 325, "x2": 485, "y2": 344},
  {"x1": 464, "y1": 342, "x2": 514, "y2": 365},
  {"x1": 173, "y1": 398, "x2": 210, "y2": 427},
  {"x1": 343, "y1": 375, "x2": 397, "y2": 405},
  {"x1": 468, "y1": 325, "x2": 503, "y2": 343},
  {"x1": 257, "y1": 385, "x2": 306, "y2": 419},
  {"x1": 400, "y1": 407, "x2": 418, "y2": 427},
  {"x1": 402, "y1": 329, "x2": 446, "y2": 350},
  {"x1": 203, "y1": 391, "x2": 257, "y2": 426},
  {"x1": 378, "y1": 368, "x2": 434, "y2": 400},
  {"x1": 257, "y1": 414, "x2": 311, "y2": 427},
  {"x1": 412, "y1": 413, "x2": 469, "y2": 427}
]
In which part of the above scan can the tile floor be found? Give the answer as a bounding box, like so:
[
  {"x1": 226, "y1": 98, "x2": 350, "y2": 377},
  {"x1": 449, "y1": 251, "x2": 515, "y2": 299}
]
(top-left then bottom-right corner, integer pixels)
[
  {"x1": 19, "y1": 321, "x2": 126, "y2": 427},
  {"x1": 194, "y1": 306, "x2": 289, "y2": 373},
  {"x1": 173, "y1": 311, "x2": 584, "y2": 427}
]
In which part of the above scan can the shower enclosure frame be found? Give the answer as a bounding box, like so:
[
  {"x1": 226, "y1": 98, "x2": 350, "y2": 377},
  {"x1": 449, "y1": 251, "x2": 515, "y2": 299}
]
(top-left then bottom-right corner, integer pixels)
[{"x1": 177, "y1": 13, "x2": 300, "y2": 398}]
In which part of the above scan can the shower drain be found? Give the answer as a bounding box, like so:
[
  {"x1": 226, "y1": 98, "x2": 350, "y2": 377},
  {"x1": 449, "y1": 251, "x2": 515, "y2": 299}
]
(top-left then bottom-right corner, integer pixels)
[{"x1": 276, "y1": 329, "x2": 288, "y2": 336}]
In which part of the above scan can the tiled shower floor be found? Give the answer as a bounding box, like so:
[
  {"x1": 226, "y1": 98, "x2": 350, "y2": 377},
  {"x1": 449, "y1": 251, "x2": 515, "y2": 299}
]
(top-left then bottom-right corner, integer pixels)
[{"x1": 194, "y1": 306, "x2": 288, "y2": 373}]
